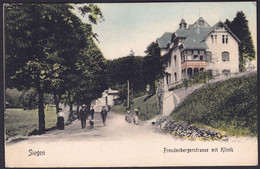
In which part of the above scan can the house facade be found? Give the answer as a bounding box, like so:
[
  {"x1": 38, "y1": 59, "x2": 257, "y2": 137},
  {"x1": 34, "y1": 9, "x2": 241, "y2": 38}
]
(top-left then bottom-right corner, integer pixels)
[
  {"x1": 157, "y1": 17, "x2": 240, "y2": 89},
  {"x1": 91, "y1": 88, "x2": 119, "y2": 112}
]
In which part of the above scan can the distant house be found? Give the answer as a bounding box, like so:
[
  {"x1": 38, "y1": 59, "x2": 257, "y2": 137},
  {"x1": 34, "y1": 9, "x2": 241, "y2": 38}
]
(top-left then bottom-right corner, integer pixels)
[
  {"x1": 157, "y1": 17, "x2": 240, "y2": 90},
  {"x1": 91, "y1": 88, "x2": 119, "y2": 112}
]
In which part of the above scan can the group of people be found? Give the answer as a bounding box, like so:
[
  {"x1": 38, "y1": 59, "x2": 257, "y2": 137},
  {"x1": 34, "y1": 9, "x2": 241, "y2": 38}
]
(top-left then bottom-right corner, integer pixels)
[
  {"x1": 79, "y1": 105, "x2": 108, "y2": 129},
  {"x1": 79, "y1": 105, "x2": 95, "y2": 129},
  {"x1": 125, "y1": 108, "x2": 139, "y2": 125}
]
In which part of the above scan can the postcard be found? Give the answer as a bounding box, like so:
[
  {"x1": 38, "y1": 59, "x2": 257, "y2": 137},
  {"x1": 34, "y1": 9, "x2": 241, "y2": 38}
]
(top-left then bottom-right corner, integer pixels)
[{"x1": 4, "y1": 1, "x2": 258, "y2": 167}]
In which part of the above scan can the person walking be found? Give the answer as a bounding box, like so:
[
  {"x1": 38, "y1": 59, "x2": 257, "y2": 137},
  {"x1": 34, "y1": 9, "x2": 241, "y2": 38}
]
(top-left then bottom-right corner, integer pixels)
[
  {"x1": 80, "y1": 105, "x2": 87, "y2": 129},
  {"x1": 90, "y1": 107, "x2": 95, "y2": 120},
  {"x1": 100, "y1": 106, "x2": 108, "y2": 126},
  {"x1": 133, "y1": 108, "x2": 139, "y2": 125}
]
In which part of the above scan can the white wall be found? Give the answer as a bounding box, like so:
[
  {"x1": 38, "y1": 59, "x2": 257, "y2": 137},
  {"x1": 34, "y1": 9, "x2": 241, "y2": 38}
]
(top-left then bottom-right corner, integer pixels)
[{"x1": 205, "y1": 29, "x2": 239, "y2": 74}]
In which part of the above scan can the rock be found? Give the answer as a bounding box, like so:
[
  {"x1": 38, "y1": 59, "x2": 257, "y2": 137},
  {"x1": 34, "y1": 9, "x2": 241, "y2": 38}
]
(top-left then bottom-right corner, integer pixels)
[{"x1": 154, "y1": 116, "x2": 227, "y2": 141}]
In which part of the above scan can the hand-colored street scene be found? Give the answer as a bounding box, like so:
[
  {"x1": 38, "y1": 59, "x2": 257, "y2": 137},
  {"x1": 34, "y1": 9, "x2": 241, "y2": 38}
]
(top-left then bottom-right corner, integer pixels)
[{"x1": 3, "y1": 2, "x2": 257, "y2": 168}]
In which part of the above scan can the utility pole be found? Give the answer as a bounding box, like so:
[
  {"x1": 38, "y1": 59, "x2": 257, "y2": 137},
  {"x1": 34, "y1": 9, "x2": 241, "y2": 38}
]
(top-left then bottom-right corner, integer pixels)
[{"x1": 127, "y1": 80, "x2": 130, "y2": 109}]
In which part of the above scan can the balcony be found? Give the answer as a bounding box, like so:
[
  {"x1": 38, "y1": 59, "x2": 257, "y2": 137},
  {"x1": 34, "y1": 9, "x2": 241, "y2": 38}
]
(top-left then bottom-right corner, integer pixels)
[{"x1": 181, "y1": 60, "x2": 206, "y2": 69}]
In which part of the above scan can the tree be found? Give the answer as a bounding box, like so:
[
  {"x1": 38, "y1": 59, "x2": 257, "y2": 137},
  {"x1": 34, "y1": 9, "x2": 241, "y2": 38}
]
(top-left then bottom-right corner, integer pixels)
[
  {"x1": 72, "y1": 42, "x2": 107, "y2": 109},
  {"x1": 106, "y1": 55, "x2": 145, "y2": 100},
  {"x1": 143, "y1": 42, "x2": 165, "y2": 94},
  {"x1": 225, "y1": 11, "x2": 256, "y2": 72},
  {"x1": 5, "y1": 3, "x2": 103, "y2": 133},
  {"x1": 5, "y1": 88, "x2": 23, "y2": 108}
]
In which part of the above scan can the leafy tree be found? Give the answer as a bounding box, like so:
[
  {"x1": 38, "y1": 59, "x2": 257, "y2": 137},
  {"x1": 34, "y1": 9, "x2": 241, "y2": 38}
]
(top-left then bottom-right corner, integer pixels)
[
  {"x1": 5, "y1": 3, "x2": 103, "y2": 133},
  {"x1": 225, "y1": 11, "x2": 256, "y2": 71},
  {"x1": 106, "y1": 55, "x2": 145, "y2": 100},
  {"x1": 143, "y1": 42, "x2": 165, "y2": 93},
  {"x1": 71, "y1": 42, "x2": 107, "y2": 110}
]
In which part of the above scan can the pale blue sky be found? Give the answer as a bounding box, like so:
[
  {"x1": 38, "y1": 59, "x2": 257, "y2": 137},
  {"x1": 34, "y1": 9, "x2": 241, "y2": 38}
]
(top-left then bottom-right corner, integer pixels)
[{"x1": 74, "y1": 2, "x2": 257, "y2": 60}]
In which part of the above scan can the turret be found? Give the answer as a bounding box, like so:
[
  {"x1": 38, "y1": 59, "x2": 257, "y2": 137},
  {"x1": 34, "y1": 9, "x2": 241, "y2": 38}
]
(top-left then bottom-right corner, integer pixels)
[{"x1": 179, "y1": 19, "x2": 187, "y2": 30}]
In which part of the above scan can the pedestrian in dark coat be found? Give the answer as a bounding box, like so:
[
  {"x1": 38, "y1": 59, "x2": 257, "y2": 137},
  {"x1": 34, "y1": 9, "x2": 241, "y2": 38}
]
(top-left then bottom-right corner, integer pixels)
[
  {"x1": 100, "y1": 106, "x2": 108, "y2": 126},
  {"x1": 80, "y1": 105, "x2": 87, "y2": 129},
  {"x1": 90, "y1": 107, "x2": 95, "y2": 120}
]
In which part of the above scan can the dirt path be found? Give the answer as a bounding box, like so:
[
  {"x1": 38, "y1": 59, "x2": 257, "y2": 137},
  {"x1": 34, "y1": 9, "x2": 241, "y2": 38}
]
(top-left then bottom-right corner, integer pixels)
[{"x1": 5, "y1": 112, "x2": 258, "y2": 167}]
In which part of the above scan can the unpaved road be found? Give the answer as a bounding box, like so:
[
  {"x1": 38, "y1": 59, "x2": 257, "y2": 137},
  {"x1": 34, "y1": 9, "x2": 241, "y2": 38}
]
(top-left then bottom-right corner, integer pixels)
[{"x1": 5, "y1": 112, "x2": 258, "y2": 167}]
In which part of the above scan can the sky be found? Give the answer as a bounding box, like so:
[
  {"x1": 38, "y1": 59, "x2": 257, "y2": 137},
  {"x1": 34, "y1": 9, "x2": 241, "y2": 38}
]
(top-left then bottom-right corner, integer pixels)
[{"x1": 74, "y1": 2, "x2": 257, "y2": 60}]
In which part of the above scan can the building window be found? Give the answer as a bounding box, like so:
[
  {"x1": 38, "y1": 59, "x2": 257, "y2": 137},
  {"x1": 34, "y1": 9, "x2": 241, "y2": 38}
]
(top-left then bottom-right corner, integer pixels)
[
  {"x1": 211, "y1": 35, "x2": 214, "y2": 43},
  {"x1": 174, "y1": 72, "x2": 177, "y2": 82},
  {"x1": 193, "y1": 55, "x2": 198, "y2": 60},
  {"x1": 215, "y1": 35, "x2": 217, "y2": 43},
  {"x1": 222, "y1": 69, "x2": 230, "y2": 76},
  {"x1": 199, "y1": 50, "x2": 205, "y2": 55},
  {"x1": 222, "y1": 35, "x2": 228, "y2": 44},
  {"x1": 174, "y1": 55, "x2": 177, "y2": 66},
  {"x1": 226, "y1": 35, "x2": 228, "y2": 43},
  {"x1": 200, "y1": 55, "x2": 204, "y2": 61},
  {"x1": 222, "y1": 52, "x2": 230, "y2": 61}
]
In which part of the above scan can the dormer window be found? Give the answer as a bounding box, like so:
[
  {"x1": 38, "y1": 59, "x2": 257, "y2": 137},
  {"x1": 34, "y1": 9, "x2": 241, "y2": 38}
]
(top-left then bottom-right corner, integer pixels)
[{"x1": 199, "y1": 20, "x2": 205, "y2": 26}]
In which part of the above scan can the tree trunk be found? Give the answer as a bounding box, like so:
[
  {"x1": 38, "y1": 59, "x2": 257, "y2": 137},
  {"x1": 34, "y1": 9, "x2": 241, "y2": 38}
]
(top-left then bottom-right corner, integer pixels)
[
  {"x1": 68, "y1": 92, "x2": 73, "y2": 116},
  {"x1": 54, "y1": 93, "x2": 60, "y2": 114},
  {"x1": 38, "y1": 87, "x2": 45, "y2": 134},
  {"x1": 76, "y1": 105, "x2": 80, "y2": 113},
  {"x1": 68, "y1": 92, "x2": 73, "y2": 122},
  {"x1": 76, "y1": 104, "x2": 80, "y2": 119}
]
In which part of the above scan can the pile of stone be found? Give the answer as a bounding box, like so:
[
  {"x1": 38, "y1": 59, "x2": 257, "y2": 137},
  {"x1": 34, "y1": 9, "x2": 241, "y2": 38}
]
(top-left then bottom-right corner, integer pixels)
[{"x1": 152, "y1": 116, "x2": 228, "y2": 141}]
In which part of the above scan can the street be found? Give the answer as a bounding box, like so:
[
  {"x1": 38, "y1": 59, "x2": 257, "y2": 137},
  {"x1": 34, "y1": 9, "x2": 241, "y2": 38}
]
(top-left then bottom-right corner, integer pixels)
[{"x1": 5, "y1": 112, "x2": 257, "y2": 167}]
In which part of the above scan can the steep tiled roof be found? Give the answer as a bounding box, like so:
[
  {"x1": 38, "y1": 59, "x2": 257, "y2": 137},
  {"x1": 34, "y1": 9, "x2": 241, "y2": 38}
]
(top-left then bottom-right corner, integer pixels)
[
  {"x1": 181, "y1": 27, "x2": 211, "y2": 49},
  {"x1": 156, "y1": 32, "x2": 172, "y2": 49},
  {"x1": 158, "y1": 18, "x2": 240, "y2": 51},
  {"x1": 174, "y1": 29, "x2": 190, "y2": 38}
]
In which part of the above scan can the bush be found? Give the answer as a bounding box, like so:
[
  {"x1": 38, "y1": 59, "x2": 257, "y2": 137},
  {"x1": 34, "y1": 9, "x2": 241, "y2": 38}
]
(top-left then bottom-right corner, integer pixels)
[
  {"x1": 169, "y1": 72, "x2": 213, "y2": 91},
  {"x1": 20, "y1": 89, "x2": 38, "y2": 110},
  {"x1": 6, "y1": 88, "x2": 23, "y2": 108},
  {"x1": 170, "y1": 74, "x2": 257, "y2": 136}
]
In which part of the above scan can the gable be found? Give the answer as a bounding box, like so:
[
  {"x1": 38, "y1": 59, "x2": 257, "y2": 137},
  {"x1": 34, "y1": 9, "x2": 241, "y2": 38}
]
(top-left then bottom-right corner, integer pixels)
[
  {"x1": 202, "y1": 22, "x2": 241, "y2": 43},
  {"x1": 188, "y1": 17, "x2": 211, "y2": 29}
]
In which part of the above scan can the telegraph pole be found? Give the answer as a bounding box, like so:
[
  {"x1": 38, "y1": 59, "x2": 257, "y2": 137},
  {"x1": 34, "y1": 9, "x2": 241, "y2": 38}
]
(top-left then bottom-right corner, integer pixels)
[{"x1": 127, "y1": 80, "x2": 130, "y2": 109}]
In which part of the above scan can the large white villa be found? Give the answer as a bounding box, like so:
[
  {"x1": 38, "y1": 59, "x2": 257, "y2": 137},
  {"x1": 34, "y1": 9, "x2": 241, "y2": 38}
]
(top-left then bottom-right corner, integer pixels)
[{"x1": 157, "y1": 17, "x2": 240, "y2": 89}]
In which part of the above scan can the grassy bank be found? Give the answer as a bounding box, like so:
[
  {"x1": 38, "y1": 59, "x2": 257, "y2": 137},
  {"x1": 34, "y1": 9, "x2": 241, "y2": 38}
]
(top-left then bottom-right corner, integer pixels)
[
  {"x1": 111, "y1": 94, "x2": 160, "y2": 121},
  {"x1": 5, "y1": 107, "x2": 57, "y2": 139},
  {"x1": 170, "y1": 74, "x2": 257, "y2": 136}
]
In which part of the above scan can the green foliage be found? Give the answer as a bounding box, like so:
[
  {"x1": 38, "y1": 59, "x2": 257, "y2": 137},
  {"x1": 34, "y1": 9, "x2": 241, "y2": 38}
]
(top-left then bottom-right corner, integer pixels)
[
  {"x1": 188, "y1": 71, "x2": 213, "y2": 85},
  {"x1": 170, "y1": 74, "x2": 257, "y2": 136},
  {"x1": 5, "y1": 3, "x2": 105, "y2": 132},
  {"x1": 20, "y1": 89, "x2": 38, "y2": 110},
  {"x1": 112, "y1": 94, "x2": 159, "y2": 121},
  {"x1": 5, "y1": 88, "x2": 23, "y2": 108},
  {"x1": 106, "y1": 55, "x2": 145, "y2": 100},
  {"x1": 169, "y1": 83, "x2": 183, "y2": 91},
  {"x1": 225, "y1": 11, "x2": 256, "y2": 71},
  {"x1": 143, "y1": 42, "x2": 165, "y2": 93},
  {"x1": 5, "y1": 108, "x2": 57, "y2": 139},
  {"x1": 169, "y1": 72, "x2": 213, "y2": 91},
  {"x1": 106, "y1": 42, "x2": 164, "y2": 100}
]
